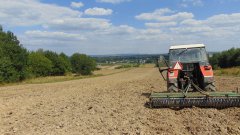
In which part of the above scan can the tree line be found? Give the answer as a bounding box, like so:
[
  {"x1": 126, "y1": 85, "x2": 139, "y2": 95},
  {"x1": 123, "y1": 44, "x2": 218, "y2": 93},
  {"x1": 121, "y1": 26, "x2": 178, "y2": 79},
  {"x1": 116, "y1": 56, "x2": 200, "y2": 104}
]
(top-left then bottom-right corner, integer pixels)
[
  {"x1": 0, "y1": 25, "x2": 96, "y2": 83},
  {"x1": 209, "y1": 48, "x2": 240, "y2": 68}
]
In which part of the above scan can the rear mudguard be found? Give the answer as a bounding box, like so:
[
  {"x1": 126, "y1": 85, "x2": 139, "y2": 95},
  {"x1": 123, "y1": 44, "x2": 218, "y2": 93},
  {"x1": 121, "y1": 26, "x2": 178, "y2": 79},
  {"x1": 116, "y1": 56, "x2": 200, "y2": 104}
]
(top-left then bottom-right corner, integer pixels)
[{"x1": 200, "y1": 65, "x2": 214, "y2": 84}]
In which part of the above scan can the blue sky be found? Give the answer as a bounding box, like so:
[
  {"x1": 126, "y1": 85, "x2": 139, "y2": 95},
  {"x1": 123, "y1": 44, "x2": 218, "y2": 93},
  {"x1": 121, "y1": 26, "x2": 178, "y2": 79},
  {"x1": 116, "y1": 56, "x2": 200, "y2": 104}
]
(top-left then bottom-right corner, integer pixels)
[{"x1": 0, "y1": 0, "x2": 240, "y2": 55}]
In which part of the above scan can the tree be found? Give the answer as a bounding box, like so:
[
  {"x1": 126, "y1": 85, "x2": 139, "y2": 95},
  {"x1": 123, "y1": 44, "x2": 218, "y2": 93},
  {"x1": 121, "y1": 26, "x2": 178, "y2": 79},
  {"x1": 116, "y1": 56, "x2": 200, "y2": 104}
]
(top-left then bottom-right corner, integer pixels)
[
  {"x1": 27, "y1": 52, "x2": 53, "y2": 77},
  {"x1": 0, "y1": 56, "x2": 19, "y2": 83},
  {"x1": 0, "y1": 27, "x2": 28, "y2": 82},
  {"x1": 209, "y1": 53, "x2": 220, "y2": 68},
  {"x1": 209, "y1": 48, "x2": 240, "y2": 68},
  {"x1": 70, "y1": 53, "x2": 96, "y2": 75},
  {"x1": 0, "y1": 25, "x2": 98, "y2": 83},
  {"x1": 44, "y1": 50, "x2": 67, "y2": 75},
  {"x1": 59, "y1": 52, "x2": 72, "y2": 73}
]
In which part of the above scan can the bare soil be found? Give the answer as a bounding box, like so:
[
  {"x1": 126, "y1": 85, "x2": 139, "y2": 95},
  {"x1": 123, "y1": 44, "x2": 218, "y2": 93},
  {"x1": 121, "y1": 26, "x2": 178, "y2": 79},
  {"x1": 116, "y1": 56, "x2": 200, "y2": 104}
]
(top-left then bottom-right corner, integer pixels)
[{"x1": 0, "y1": 67, "x2": 240, "y2": 135}]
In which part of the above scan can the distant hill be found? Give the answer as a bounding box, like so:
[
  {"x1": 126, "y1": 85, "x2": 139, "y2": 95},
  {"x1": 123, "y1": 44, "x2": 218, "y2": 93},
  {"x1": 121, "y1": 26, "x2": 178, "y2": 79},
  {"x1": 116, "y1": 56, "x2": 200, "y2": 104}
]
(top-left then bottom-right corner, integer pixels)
[
  {"x1": 92, "y1": 54, "x2": 165, "y2": 64},
  {"x1": 91, "y1": 52, "x2": 219, "y2": 64}
]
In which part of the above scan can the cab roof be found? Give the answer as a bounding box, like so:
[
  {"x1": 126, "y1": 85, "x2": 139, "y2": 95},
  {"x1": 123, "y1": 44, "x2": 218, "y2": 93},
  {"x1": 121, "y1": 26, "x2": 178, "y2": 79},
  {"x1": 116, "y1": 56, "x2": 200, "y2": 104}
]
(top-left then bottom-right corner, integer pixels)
[{"x1": 170, "y1": 44, "x2": 205, "y2": 50}]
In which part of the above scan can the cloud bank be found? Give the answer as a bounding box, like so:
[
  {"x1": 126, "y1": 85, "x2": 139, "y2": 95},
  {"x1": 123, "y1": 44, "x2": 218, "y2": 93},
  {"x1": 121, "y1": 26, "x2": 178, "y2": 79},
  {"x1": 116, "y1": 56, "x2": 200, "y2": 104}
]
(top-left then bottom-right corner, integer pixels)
[{"x1": 0, "y1": 0, "x2": 239, "y2": 55}]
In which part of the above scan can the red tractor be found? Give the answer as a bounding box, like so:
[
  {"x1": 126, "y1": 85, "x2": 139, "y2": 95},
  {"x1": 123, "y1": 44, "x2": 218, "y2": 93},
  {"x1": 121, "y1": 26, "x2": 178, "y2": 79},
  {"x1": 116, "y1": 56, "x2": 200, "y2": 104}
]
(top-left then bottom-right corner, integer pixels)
[
  {"x1": 150, "y1": 44, "x2": 240, "y2": 108},
  {"x1": 162, "y1": 44, "x2": 216, "y2": 92}
]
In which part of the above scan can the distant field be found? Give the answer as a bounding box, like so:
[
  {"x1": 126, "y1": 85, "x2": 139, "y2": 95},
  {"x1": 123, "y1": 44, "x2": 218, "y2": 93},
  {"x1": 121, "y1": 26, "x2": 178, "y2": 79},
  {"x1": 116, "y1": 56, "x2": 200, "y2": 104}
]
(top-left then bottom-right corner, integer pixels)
[{"x1": 214, "y1": 67, "x2": 240, "y2": 76}]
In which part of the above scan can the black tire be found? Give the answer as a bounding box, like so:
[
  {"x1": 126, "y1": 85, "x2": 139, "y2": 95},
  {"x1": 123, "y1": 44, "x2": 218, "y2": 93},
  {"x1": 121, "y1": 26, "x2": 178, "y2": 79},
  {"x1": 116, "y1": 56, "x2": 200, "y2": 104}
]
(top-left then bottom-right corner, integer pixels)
[
  {"x1": 205, "y1": 83, "x2": 216, "y2": 91},
  {"x1": 168, "y1": 85, "x2": 179, "y2": 92}
]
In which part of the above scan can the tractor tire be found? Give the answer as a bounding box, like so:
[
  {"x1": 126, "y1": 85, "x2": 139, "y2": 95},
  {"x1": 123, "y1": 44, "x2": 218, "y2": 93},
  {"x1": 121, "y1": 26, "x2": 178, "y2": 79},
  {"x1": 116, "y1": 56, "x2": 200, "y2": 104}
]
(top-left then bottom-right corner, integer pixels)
[
  {"x1": 168, "y1": 85, "x2": 179, "y2": 92},
  {"x1": 205, "y1": 83, "x2": 216, "y2": 91}
]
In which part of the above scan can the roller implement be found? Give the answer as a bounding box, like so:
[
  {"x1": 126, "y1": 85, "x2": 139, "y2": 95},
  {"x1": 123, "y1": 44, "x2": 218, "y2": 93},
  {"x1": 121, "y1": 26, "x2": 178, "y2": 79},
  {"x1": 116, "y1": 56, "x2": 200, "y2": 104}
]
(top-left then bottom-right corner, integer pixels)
[{"x1": 150, "y1": 44, "x2": 240, "y2": 108}]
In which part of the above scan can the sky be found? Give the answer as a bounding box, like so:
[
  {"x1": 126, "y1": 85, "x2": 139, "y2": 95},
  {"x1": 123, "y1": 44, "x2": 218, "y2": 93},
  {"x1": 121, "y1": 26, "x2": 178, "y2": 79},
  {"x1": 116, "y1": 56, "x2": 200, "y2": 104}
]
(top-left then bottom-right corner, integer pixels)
[{"x1": 0, "y1": 0, "x2": 240, "y2": 55}]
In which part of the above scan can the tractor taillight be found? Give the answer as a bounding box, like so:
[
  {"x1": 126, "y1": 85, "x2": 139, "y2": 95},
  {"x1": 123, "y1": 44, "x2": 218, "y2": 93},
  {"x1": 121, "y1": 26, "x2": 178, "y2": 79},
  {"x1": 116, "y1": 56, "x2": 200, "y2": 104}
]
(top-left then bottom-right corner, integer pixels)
[
  {"x1": 168, "y1": 69, "x2": 174, "y2": 73},
  {"x1": 204, "y1": 65, "x2": 212, "y2": 70}
]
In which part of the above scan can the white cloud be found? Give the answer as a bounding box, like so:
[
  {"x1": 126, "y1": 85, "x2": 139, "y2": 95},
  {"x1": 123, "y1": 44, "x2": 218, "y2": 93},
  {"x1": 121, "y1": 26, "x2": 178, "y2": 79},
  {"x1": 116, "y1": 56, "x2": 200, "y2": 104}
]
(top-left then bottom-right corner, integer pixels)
[
  {"x1": 0, "y1": 0, "x2": 82, "y2": 26},
  {"x1": 206, "y1": 13, "x2": 240, "y2": 26},
  {"x1": 25, "y1": 30, "x2": 86, "y2": 41},
  {"x1": 70, "y1": 1, "x2": 84, "y2": 8},
  {"x1": 170, "y1": 26, "x2": 213, "y2": 34},
  {"x1": 135, "y1": 8, "x2": 174, "y2": 21},
  {"x1": 191, "y1": 0, "x2": 204, "y2": 6},
  {"x1": 145, "y1": 22, "x2": 177, "y2": 28},
  {"x1": 180, "y1": 19, "x2": 203, "y2": 26},
  {"x1": 44, "y1": 18, "x2": 112, "y2": 31},
  {"x1": 0, "y1": 0, "x2": 112, "y2": 31},
  {"x1": 135, "y1": 8, "x2": 240, "y2": 52},
  {"x1": 96, "y1": 0, "x2": 131, "y2": 4},
  {"x1": 97, "y1": 25, "x2": 136, "y2": 35},
  {"x1": 135, "y1": 8, "x2": 194, "y2": 22},
  {"x1": 180, "y1": 0, "x2": 204, "y2": 7},
  {"x1": 84, "y1": 7, "x2": 113, "y2": 16},
  {"x1": 1, "y1": 0, "x2": 240, "y2": 54}
]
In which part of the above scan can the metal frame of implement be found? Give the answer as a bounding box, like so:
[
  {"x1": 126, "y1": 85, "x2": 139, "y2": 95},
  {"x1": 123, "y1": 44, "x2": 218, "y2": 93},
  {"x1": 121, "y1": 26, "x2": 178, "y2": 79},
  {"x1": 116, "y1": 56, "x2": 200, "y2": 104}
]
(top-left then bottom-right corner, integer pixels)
[{"x1": 150, "y1": 92, "x2": 240, "y2": 108}]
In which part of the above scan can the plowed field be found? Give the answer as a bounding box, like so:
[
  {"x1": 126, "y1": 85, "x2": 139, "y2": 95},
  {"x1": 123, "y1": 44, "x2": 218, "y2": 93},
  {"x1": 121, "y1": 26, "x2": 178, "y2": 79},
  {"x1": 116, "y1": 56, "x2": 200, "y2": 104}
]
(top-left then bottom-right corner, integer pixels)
[{"x1": 1, "y1": 67, "x2": 240, "y2": 135}]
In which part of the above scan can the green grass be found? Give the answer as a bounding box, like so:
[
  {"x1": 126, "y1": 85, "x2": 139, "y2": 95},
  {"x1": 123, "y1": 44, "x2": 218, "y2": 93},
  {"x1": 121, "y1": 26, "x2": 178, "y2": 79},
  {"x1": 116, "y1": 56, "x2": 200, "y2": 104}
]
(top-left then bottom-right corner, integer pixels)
[
  {"x1": 0, "y1": 74, "x2": 103, "y2": 87},
  {"x1": 214, "y1": 67, "x2": 240, "y2": 77},
  {"x1": 0, "y1": 66, "x2": 135, "y2": 87},
  {"x1": 24, "y1": 67, "x2": 134, "y2": 84},
  {"x1": 114, "y1": 64, "x2": 140, "y2": 69},
  {"x1": 23, "y1": 74, "x2": 103, "y2": 84}
]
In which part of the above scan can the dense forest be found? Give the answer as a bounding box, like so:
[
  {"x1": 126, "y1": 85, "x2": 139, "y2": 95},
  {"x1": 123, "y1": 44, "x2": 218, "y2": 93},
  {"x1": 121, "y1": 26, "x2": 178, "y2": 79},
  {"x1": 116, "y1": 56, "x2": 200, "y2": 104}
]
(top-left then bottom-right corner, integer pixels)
[{"x1": 0, "y1": 25, "x2": 96, "y2": 83}]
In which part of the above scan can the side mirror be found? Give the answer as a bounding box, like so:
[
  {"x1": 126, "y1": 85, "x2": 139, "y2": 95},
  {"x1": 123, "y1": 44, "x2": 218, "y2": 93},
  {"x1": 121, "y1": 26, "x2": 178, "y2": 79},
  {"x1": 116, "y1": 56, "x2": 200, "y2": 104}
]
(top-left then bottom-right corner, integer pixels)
[{"x1": 157, "y1": 55, "x2": 169, "y2": 81}]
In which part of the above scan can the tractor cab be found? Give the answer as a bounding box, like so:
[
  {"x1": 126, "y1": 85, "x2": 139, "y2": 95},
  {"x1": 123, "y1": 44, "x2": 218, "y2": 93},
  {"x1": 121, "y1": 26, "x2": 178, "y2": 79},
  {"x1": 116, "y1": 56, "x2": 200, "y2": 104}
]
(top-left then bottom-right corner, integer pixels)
[{"x1": 169, "y1": 44, "x2": 208, "y2": 67}]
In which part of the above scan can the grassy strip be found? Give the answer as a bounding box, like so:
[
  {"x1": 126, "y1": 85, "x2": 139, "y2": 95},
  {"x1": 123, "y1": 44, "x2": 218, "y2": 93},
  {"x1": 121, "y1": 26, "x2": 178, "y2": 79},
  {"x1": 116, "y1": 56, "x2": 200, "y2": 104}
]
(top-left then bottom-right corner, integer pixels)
[
  {"x1": 0, "y1": 68, "x2": 134, "y2": 86},
  {"x1": 24, "y1": 68, "x2": 134, "y2": 84},
  {"x1": 0, "y1": 74, "x2": 103, "y2": 87},
  {"x1": 214, "y1": 67, "x2": 240, "y2": 77},
  {"x1": 23, "y1": 74, "x2": 103, "y2": 84},
  {"x1": 115, "y1": 64, "x2": 140, "y2": 69}
]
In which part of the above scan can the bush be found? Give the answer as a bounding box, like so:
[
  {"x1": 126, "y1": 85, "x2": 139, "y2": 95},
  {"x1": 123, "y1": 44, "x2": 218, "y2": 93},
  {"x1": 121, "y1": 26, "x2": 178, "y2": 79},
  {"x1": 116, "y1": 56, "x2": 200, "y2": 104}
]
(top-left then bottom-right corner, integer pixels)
[
  {"x1": 133, "y1": 64, "x2": 140, "y2": 67},
  {"x1": 71, "y1": 53, "x2": 96, "y2": 75},
  {"x1": 27, "y1": 52, "x2": 53, "y2": 77},
  {"x1": 115, "y1": 64, "x2": 133, "y2": 69},
  {"x1": 44, "y1": 50, "x2": 69, "y2": 75},
  {"x1": 0, "y1": 57, "x2": 19, "y2": 83},
  {"x1": 59, "y1": 52, "x2": 72, "y2": 73}
]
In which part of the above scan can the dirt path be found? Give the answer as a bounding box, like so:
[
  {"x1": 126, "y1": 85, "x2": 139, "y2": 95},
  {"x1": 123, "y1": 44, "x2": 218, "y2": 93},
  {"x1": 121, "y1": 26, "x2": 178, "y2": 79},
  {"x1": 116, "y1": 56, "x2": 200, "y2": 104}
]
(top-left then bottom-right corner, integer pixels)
[{"x1": 0, "y1": 68, "x2": 240, "y2": 135}]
